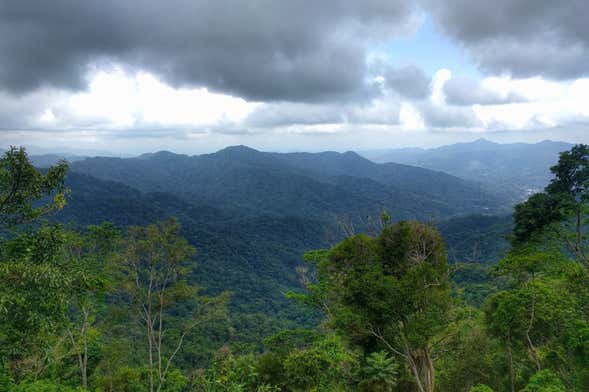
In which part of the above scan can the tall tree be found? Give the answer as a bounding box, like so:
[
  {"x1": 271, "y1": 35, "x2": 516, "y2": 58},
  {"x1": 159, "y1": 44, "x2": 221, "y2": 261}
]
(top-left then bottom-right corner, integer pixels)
[
  {"x1": 484, "y1": 248, "x2": 589, "y2": 391},
  {"x1": 63, "y1": 223, "x2": 120, "y2": 389},
  {"x1": 120, "y1": 218, "x2": 228, "y2": 392},
  {"x1": 0, "y1": 147, "x2": 69, "y2": 380},
  {"x1": 0, "y1": 225, "x2": 73, "y2": 378},
  {"x1": 513, "y1": 144, "x2": 589, "y2": 265},
  {"x1": 300, "y1": 221, "x2": 452, "y2": 392}
]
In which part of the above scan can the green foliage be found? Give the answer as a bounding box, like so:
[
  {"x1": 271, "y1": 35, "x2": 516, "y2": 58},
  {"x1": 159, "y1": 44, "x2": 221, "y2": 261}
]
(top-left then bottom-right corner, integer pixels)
[
  {"x1": 520, "y1": 370, "x2": 566, "y2": 392},
  {"x1": 436, "y1": 214, "x2": 513, "y2": 263},
  {"x1": 513, "y1": 193, "x2": 563, "y2": 244},
  {"x1": 11, "y1": 380, "x2": 84, "y2": 392},
  {"x1": 4, "y1": 144, "x2": 589, "y2": 392},
  {"x1": 357, "y1": 351, "x2": 399, "y2": 392},
  {"x1": 0, "y1": 364, "x2": 13, "y2": 392},
  {"x1": 193, "y1": 333, "x2": 358, "y2": 392},
  {"x1": 0, "y1": 146, "x2": 68, "y2": 228},
  {"x1": 119, "y1": 218, "x2": 229, "y2": 392},
  {"x1": 451, "y1": 263, "x2": 499, "y2": 306},
  {"x1": 482, "y1": 247, "x2": 589, "y2": 390},
  {"x1": 470, "y1": 385, "x2": 494, "y2": 392},
  {"x1": 55, "y1": 147, "x2": 513, "y2": 342},
  {"x1": 436, "y1": 309, "x2": 505, "y2": 391},
  {"x1": 69, "y1": 365, "x2": 186, "y2": 392},
  {"x1": 282, "y1": 335, "x2": 357, "y2": 392},
  {"x1": 94, "y1": 365, "x2": 145, "y2": 392},
  {"x1": 512, "y1": 144, "x2": 589, "y2": 264},
  {"x1": 192, "y1": 347, "x2": 279, "y2": 392},
  {"x1": 0, "y1": 147, "x2": 71, "y2": 379},
  {"x1": 300, "y1": 221, "x2": 451, "y2": 392},
  {"x1": 0, "y1": 225, "x2": 74, "y2": 361}
]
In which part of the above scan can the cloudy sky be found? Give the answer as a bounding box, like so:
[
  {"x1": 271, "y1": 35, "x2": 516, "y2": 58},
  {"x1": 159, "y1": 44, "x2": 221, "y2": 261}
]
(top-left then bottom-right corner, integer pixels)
[{"x1": 0, "y1": 0, "x2": 588, "y2": 154}]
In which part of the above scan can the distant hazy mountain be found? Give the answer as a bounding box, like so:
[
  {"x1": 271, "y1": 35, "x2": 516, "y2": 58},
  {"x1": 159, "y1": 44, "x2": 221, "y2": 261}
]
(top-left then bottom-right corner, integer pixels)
[
  {"x1": 360, "y1": 139, "x2": 572, "y2": 201},
  {"x1": 71, "y1": 145, "x2": 508, "y2": 220},
  {"x1": 30, "y1": 153, "x2": 86, "y2": 168}
]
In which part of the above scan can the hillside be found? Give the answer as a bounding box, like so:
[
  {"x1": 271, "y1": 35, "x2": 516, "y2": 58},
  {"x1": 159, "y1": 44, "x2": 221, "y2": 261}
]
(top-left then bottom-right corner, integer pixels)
[
  {"x1": 52, "y1": 172, "x2": 328, "y2": 337},
  {"x1": 71, "y1": 146, "x2": 508, "y2": 220},
  {"x1": 360, "y1": 139, "x2": 572, "y2": 201},
  {"x1": 48, "y1": 148, "x2": 512, "y2": 331}
]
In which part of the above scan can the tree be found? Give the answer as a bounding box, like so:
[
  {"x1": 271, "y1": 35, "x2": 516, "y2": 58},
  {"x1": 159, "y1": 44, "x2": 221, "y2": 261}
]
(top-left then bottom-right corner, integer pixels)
[
  {"x1": 513, "y1": 144, "x2": 589, "y2": 265},
  {"x1": 0, "y1": 146, "x2": 67, "y2": 228},
  {"x1": 520, "y1": 370, "x2": 566, "y2": 392},
  {"x1": 483, "y1": 249, "x2": 589, "y2": 391},
  {"x1": 435, "y1": 308, "x2": 504, "y2": 392},
  {"x1": 63, "y1": 223, "x2": 120, "y2": 389},
  {"x1": 119, "y1": 218, "x2": 228, "y2": 392},
  {"x1": 0, "y1": 225, "x2": 75, "y2": 379},
  {"x1": 0, "y1": 146, "x2": 73, "y2": 382},
  {"x1": 300, "y1": 221, "x2": 452, "y2": 392}
]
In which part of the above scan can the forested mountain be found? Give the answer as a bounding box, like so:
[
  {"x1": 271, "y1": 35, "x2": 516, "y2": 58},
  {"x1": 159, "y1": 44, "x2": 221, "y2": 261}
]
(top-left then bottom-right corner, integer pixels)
[
  {"x1": 48, "y1": 148, "x2": 511, "y2": 331},
  {"x1": 56, "y1": 172, "x2": 327, "y2": 323},
  {"x1": 360, "y1": 139, "x2": 572, "y2": 201},
  {"x1": 59, "y1": 172, "x2": 511, "y2": 294},
  {"x1": 5, "y1": 144, "x2": 589, "y2": 392},
  {"x1": 71, "y1": 145, "x2": 507, "y2": 219}
]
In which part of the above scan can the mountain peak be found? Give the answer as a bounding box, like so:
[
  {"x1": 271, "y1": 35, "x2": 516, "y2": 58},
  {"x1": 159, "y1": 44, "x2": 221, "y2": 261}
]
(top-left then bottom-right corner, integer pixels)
[
  {"x1": 216, "y1": 145, "x2": 260, "y2": 154},
  {"x1": 209, "y1": 145, "x2": 276, "y2": 166},
  {"x1": 138, "y1": 150, "x2": 184, "y2": 160},
  {"x1": 341, "y1": 150, "x2": 370, "y2": 162},
  {"x1": 469, "y1": 138, "x2": 497, "y2": 146}
]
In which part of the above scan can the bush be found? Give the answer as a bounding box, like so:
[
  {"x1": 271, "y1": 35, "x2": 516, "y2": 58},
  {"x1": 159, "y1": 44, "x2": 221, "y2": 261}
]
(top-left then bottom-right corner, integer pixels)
[
  {"x1": 11, "y1": 380, "x2": 84, "y2": 392},
  {"x1": 520, "y1": 370, "x2": 566, "y2": 392},
  {"x1": 470, "y1": 385, "x2": 494, "y2": 392}
]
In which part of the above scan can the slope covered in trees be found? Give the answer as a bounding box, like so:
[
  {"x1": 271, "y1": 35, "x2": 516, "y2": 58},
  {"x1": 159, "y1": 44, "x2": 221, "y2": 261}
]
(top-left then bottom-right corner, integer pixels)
[
  {"x1": 71, "y1": 146, "x2": 508, "y2": 218},
  {"x1": 3, "y1": 144, "x2": 588, "y2": 391},
  {"x1": 54, "y1": 170, "x2": 511, "y2": 335},
  {"x1": 54, "y1": 149, "x2": 512, "y2": 326}
]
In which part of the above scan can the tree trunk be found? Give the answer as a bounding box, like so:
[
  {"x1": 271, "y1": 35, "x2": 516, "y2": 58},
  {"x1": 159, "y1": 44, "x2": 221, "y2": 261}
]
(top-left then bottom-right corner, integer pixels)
[
  {"x1": 507, "y1": 336, "x2": 515, "y2": 392},
  {"x1": 414, "y1": 349, "x2": 435, "y2": 392},
  {"x1": 526, "y1": 291, "x2": 541, "y2": 371},
  {"x1": 81, "y1": 308, "x2": 89, "y2": 389},
  {"x1": 147, "y1": 319, "x2": 154, "y2": 392}
]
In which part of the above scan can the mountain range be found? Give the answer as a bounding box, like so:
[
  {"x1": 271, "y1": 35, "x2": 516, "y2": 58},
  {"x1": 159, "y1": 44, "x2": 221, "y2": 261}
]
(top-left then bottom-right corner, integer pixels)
[
  {"x1": 360, "y1": 138, "x2": 572, "y2": 201},
  {"x1": 32, "y1": 143, "x2": 524, "y2": 331},
  {"x1": 70, "y1": 145, "x2": 506, "y2": 220}
]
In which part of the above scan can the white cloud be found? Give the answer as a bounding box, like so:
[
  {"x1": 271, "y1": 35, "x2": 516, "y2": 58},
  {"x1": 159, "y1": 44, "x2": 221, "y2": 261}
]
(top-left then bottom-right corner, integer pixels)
[
  {"x1": 2, "y1": 65, "x2": 589, "y2": 153},
  {"x1": 399, "y1": 103, "x2": 425, "y2": 130},
  {"x1": 470, "y1": 77, "x2": 589, "y2": 130},
  {"x1": 420, "y1": 70, "x2": 589, "y2": 132},
  {"x1": 431, "y1": 69, "x2": 452, "y2": 105},
  {"x1": 26, "y1": 69, "x2": 259, "y2": 132}
]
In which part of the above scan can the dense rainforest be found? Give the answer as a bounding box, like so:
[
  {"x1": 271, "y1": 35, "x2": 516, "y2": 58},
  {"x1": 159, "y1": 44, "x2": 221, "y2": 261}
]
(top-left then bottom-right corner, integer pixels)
[{"x1": 1, "y1": 144, "x2": 588, "y2": 391}]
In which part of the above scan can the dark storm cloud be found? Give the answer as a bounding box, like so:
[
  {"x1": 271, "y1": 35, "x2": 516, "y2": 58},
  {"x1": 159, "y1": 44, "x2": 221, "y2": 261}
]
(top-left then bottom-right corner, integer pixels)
[
  {"x1": 0, "y1": 0, "x2": 416, "y2": 101},
  {"x1": 0, "y1": 90, "x2": 56, "y2": 129},
  {"x1": 443, "y1": 76, "x2": 526, "y2": 106},
  {"x1": 425, "y1": 0, "x2": 589, "y2": 79},
  {"x1": 384, "y1": 65, "x2": 431, "y2": 99}
]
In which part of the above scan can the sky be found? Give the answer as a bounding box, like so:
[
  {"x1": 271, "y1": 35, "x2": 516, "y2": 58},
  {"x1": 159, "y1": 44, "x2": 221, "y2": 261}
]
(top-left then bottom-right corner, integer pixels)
[{"x1": 0, "y1": 0, "x2": 588, "y2": 155}]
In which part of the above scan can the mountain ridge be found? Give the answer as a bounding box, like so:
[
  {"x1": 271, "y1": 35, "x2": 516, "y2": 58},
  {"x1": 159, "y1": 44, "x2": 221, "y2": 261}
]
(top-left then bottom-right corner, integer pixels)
[
  {"x1": 359, "y1": 139, "x2": 573, "y2": 201},
  {"x1": 71, "y1": 145, "x2": 508, "y2": 219}
]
